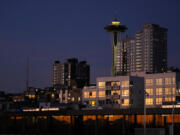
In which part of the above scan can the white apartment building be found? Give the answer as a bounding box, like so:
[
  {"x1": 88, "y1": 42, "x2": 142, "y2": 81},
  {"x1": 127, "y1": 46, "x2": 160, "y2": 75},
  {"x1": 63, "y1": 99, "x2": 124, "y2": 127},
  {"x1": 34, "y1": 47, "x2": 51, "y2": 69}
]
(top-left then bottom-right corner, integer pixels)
[
  {"x1": 131, "y1": 72, "x2": 180, "y2": 108},
  {"x1": 82, "y1": 72, "x2": 180, "y2": 108},
  {"x1": 82, "y1": 75, "x2": 144, "y2": 109}
]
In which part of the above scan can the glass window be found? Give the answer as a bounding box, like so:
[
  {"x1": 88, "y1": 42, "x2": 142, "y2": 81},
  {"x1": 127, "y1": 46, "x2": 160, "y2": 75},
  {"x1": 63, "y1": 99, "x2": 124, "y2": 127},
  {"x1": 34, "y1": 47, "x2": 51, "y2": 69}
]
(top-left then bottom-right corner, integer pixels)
[
  {"x1": 122, "y1": 99, "x2": 129, "y2": 106},
  {"x1": 146, "y1": 88, "x2": 153, "y2": 96},
  {"x1": 156, "y1": 98, "x2": 162, "y2": 105},
  {"x1": 165, "y1": 97, "x2": 175, "y2": 102},
  {"x1": 90, "y1": 91, "x2": 96, "y2": 98},
  {"x1": 165, "y1": 97, "x2": 171, "y2": 102},
  {"x1": 156, "y1": 88, "x2": 162, "y2": 95},
  {"x1": 165, "y1": 88, "x2": 171, "y2": 95},
  {"x1": 172, "y1": 88, "x2": 176, "y2": 95},
  {"x1": 122, "y1": 81, "x2": 129, "y2": 88},
  {"x1": 111, "y1": 81, "x2": 120, "y2": 87},
  {"x1": 165, "y1": 78, "x2": 171, "y2": 85},
  {"x1": 145, "y1": 98, "x2": 153, "y2": 105},
  {"x1": 145, "y1": 79, "x2": 153, "y2": 86},
  {"x1": 84, "y1": 92, "x2": 89, "y2": 98},
  {"x1": 98, "y1": 91, "x2": 105, "y2": 98},
  {"x1": 99, "y1": 100, "x2": 105, "y2": 105},
  {"x1": 156, "y1": 78, "x2": 163, "y2": 85},
  {"x1": 90, "y1": 100, "x2": 96, "y2": 107},
  {"x1": 122, "y1": 90, "x2": 129, "y2": 96},
  {"x1": 111, "y1": 90, "x2": 120, "y2": 96},
  {"x1": 98, "y1": 82, "x2": 105, "y2": 88},
  {"x1": 117, "y1": 99, "x2": 120, "y2": 104},
  {"x1": 172, "y1": 78, "x2": 176, "y2": 84}
]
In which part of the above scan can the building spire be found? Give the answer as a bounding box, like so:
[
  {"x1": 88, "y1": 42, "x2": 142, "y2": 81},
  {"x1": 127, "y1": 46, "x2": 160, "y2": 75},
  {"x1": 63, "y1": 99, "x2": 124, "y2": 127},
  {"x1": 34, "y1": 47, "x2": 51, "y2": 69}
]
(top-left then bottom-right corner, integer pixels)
[{"x1": 114, "y1": 12, "x2": 118, "y2": 21}]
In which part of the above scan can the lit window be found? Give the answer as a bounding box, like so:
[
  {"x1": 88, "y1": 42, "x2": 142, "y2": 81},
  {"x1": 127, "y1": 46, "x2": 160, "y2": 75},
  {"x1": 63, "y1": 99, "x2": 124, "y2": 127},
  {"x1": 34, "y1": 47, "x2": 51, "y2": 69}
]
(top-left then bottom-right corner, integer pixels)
[
  {"x1": 28, "y1": 95, "x2": 35, "y2": 99},
  {"x1": 84, "y1": 92, "x2": 89, "y2": 98},
  {"x1": 172, "y1": 88, "x2": 176, "y2": 95},
  {"x1": 90, "y1": 100, "x2": 96, "y2": 107},
  {"x1": 122, "y1": 81, "x2": 129, "y2": 88},
  {"x1": 172, "y1": 78, "x2": 176, "y2": 84},
  {"x1": 111, "y1": 90, "x2": 120, "y2": 96},
  {"x1": 156, "y1": 88, "x2": 162, "y2": 95},
  {"x1": 98, "y1": 82, "x2": 105, "y2": 88},
  {"x1": 122, "y1": 99, "x2": 129, "y2": 106},
  {"x1": 165, "y1": 78, "x2": 171, "y2": 85},
  {"x1": 98, "y1": 91, "x2": 105, "y2": 98},
  {"x1": 51, "y1": 93, "x2": 55, "y2": 98},
  {"x1": 165, "y1": 88, "x2": 171, "y2": 95},
  {"x1": 177, "y1": 88, "x2": 180, "y2": 93},
  {"x1": 156, "y1": 98, "x2": 162, "y2": 105},
  {"x1": 146, "y1": 88, "x2": 153, "y2": 96},
  {"x1": 165, "y1": 97, "x2": 175, "y2": 102},
  {"x1": 90, "y1": 91, "x2": 96, "y2": 98},
  {"x1": 145, "y1": 79, "x2": 153, "y2": 86},
  {"x1": 145, "y1": 98, "x2": 153, "y2": 105},
  {"x1": 111, "y1": 81, "x2": 120, "y2": 87},
  {"x1": 165, "y1": 97, "x2": 171, "y2": 102},
  {"x1": 122, "y1": 90, "x2": 129, "y2": 96},
  {"x1": 156, "y1": 78, "x2": 163, "y2": 85}
]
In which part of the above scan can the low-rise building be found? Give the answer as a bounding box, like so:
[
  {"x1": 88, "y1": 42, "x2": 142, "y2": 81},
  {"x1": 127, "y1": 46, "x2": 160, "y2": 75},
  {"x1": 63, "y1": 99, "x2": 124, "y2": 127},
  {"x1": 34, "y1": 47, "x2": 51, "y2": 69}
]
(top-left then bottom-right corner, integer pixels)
[
  {"x1": 82, "y1": 76, "x2": 144, "y2": 108},
  {"x1": 59, "y1": 88, "x2": 82, "y2": 104},
  {"x1": 131, "y1": 72, "x2": 180, "y2": 108},
  {"x1": 82, "y1": 72, "x2": 180, "y2": 109}
]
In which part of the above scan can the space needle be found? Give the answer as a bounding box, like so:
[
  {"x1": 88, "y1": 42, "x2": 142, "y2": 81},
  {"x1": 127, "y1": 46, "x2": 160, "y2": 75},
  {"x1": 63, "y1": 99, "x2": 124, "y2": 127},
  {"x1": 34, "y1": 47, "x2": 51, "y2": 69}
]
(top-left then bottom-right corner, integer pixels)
[{"x1": 104, "y1": 18, "x2": 127, "y2": 76}]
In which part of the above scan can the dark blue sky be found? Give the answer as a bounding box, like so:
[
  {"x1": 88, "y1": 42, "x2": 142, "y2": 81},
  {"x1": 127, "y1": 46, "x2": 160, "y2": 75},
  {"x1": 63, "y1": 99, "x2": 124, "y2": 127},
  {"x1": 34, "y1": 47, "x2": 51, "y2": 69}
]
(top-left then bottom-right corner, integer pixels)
[{"x1": 0, "y1": 0, "x2": 180, "y2": 93}]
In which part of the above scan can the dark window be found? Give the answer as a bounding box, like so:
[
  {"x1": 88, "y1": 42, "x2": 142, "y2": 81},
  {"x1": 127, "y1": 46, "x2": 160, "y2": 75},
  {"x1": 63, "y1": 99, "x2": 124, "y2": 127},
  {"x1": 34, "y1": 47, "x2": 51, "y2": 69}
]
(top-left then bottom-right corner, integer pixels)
[{"x1": 106, "y1": 90, "x2": 111, "y2": 96}]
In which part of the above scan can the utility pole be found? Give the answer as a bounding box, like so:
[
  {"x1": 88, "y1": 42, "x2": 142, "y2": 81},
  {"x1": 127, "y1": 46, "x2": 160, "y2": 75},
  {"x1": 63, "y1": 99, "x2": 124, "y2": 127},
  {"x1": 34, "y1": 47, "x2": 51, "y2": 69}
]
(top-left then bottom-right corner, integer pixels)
[
  {"x1": 172, "y1": 101, "x2": 174, "y2": 135},
  {"x1": 26, "y1": 57, "x2": 29, "y2": 91}
]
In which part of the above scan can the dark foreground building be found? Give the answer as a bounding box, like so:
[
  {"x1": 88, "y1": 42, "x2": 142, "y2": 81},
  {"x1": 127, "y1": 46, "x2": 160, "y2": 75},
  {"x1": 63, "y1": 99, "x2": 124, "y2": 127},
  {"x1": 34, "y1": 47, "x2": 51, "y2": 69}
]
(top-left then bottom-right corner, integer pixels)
[{"x1": 2, "y1": 108, "x2": 180, "y2": 135}]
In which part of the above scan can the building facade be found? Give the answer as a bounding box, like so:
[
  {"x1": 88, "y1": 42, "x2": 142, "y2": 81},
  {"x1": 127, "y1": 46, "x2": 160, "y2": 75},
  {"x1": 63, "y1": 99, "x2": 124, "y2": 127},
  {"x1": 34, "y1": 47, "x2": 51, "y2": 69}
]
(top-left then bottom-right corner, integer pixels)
[
  {"x1": 82, "y1": 72, "x2": 180, "y2": 108},
  {"x1": 131, "y1": 72, "x2": 180, "y2": 108},
  {"x1": 59, "y1": 88, "x2": 82, "y2": 104},
  {"x1": 82, "y1": 75, "x2": 144, "y2": 108}
]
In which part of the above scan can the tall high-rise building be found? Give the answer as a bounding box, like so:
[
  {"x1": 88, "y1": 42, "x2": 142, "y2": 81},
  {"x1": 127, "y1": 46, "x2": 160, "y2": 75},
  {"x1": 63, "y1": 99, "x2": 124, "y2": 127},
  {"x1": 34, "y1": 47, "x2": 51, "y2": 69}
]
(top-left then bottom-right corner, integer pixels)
[
  {"x1": 123, "y1": 36, "x2": 136, "y2": 73},
  {"x1": 53, "y1": 58, "x2": 90, "y2": 88},
  {"x1": 126, "y1": 24, "x2": 167, "y2": 73},
  {"x1": 133, "y1": 24, "x2": 168, "y2": 73},
  {"x1": 53, "y1": 61, "x2": 61, "y2": 86},
  {"x1": 105, "y1": 22, "x2": 168, "y2": 75}
]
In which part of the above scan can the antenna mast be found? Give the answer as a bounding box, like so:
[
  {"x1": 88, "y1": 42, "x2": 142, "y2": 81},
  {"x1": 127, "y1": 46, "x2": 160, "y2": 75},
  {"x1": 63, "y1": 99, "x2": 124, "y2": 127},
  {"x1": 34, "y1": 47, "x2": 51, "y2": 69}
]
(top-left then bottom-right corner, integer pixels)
[{"x1": 26, "y1": 57, "x2": 29, "y2": 91}]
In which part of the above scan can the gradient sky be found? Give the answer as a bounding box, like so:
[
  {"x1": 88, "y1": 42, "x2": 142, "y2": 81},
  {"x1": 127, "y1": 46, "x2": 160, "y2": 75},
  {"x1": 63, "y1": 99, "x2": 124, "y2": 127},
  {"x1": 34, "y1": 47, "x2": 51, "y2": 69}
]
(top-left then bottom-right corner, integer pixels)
[{"x1": 0, "y1": 0, "x2": 180, "y2": 93}]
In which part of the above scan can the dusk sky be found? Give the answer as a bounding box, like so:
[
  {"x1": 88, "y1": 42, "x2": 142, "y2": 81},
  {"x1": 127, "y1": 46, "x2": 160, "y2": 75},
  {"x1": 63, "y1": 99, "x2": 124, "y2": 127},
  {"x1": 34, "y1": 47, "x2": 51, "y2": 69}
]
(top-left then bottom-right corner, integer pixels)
[{"x1": 0, "y1": 0, "x2": 180, "y2": 93}]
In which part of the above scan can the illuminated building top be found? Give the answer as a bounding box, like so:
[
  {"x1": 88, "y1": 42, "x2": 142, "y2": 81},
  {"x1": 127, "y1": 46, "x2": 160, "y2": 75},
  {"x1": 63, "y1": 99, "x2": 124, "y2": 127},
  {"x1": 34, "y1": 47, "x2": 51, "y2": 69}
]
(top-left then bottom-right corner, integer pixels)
[{"x1": 104, "y1": 18, "x2": 127, "y2": 33}]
